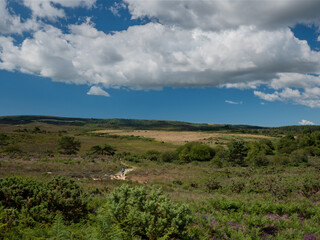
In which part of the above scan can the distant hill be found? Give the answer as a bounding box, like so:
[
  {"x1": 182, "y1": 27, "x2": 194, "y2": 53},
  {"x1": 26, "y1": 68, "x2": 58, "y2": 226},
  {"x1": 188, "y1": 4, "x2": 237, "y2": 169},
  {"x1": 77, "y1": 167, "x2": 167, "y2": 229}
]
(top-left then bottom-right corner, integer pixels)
[{"x1": 0, "y1": 115, "x2": 266, "y2": 131}]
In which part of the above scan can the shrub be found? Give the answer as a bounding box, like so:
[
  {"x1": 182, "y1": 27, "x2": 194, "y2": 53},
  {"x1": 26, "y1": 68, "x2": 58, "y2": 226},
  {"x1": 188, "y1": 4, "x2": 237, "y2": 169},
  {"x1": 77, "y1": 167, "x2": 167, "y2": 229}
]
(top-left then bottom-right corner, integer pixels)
[
  {"x1": 290, "y1": 149, "x2": 308, "y2": 166},
  {"x1": 114, "y1": 152, "x2": 145, "y2": 163},
  {"x1": 46, "y1": 176, "x2": 89, "y2": 222},
  {"x1": 177, "y1": 142, "x2": 215, "y2": 163},
  {"x1": 58, "y1": 136, "x2": 81, "y2": 155},
  {"x1": 248, "y1": 152, "x2": 269, "y2": 167},
  {"x1": 205, "y1": 179, "x2": 222, "y2": 192},
  {"x1": 160, "y1": 151, "x2": 178, "y2": 162},
  {"x1": 97, "y1": 185, "x2": 193, "y2": 239},
  {"x1": 0, "y1": 176, "x2": 89, "y2": 225},
  {"x1": 270, "y1": 155, "x2": 290, "y2": 166},
  {"x1": 227, "y1": 141, "x2": 248, "y2": 166},
  {"x1": 145, "y1": 150, "x2": 161, "y2": 161},
  {"x1": 276, "y1": 135, "x2": 297, "y2": 154}
]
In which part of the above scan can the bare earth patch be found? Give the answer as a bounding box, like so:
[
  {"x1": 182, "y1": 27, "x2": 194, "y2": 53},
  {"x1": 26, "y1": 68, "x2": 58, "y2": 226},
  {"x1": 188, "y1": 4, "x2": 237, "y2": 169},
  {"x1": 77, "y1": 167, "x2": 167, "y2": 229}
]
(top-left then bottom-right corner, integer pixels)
[{"x1": 94, "y1": 129, "x2": 274, "y2": 145}]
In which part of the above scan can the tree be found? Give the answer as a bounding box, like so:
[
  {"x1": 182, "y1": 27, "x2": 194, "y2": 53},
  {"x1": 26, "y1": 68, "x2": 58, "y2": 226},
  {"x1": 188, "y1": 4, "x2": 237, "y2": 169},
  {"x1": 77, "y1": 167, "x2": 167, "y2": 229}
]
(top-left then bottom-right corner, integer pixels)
[
  {"x1": 88, "y1": 144, "x2": 116, "y2": 156},
  {"x1": 227, "y1": 141, "x2": 248, "y2": 166},
  {"x1": 58, "y1": 136, "x2": 81, "y2": 155}
]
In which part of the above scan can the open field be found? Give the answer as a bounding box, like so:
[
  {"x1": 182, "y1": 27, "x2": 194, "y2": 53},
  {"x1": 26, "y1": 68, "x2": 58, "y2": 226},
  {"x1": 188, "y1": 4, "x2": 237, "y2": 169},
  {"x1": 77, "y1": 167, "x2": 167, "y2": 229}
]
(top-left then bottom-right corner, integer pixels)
[
  {"x1": 94, "y1": 129, "x2": 275, "y2": 145},
  {"x1": 1, "y1": 116, "x2": 320, "y2": 239}
]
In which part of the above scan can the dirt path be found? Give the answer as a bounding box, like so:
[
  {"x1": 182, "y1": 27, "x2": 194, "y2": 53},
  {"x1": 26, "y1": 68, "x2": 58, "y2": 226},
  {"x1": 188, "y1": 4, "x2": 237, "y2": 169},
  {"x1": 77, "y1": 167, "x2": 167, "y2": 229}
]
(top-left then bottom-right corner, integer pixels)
[{"x1": 110, "y1": 162, "x2": 136, "y2": 180}]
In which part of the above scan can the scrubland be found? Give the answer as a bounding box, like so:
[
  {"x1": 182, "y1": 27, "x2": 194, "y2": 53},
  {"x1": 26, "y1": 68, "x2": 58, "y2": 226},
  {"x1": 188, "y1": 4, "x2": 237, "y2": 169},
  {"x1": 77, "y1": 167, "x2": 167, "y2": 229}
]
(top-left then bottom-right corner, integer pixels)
[{"x1": 0, "y1": 117, "x2": 320, "y2": 239}]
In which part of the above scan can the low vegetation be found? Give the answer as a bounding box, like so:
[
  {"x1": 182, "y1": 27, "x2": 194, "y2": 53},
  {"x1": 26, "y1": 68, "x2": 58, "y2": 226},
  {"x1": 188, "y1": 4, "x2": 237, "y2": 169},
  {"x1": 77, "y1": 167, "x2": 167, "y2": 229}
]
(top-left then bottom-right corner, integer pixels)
[{"x1": 0, "y1": 116, "x2": 320, "y2": 239}]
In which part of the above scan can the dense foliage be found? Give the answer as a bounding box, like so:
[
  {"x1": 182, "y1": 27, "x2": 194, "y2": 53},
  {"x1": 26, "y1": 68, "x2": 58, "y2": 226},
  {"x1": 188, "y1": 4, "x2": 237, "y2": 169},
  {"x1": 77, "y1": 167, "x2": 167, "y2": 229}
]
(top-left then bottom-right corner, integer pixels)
[
  {"x1": 94, "y1": 185, "x2": 193, "y2": 240},
  {"x1": 177, "y1": 142, "x2": 215, "y2": 162},
  {"x1": 0, "y1": 176, "x2": 89, "y2": 228}
]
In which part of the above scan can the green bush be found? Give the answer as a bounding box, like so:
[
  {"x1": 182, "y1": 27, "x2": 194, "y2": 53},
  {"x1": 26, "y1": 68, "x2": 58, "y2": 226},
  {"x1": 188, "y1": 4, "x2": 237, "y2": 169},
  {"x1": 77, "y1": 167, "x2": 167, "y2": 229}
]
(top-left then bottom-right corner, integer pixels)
[
  {"x1": 160, "y1": 151, "x2": 178, "y2": 162},
  {"x1": 177, "y1": 142, "x2": 215, "y2": 163},
  {"x1": 97, "y1": 185, "x2": 193, "y2": 240},
  {"x1": 114, "y1": 152, "x2": 146, "y2": 163},
  {"x1": 276, "y1": 135, "x2": 297, "y2": 154},
  {"x1": 227, "y1": 141, "x2": 248, "y2": 166},
  {"x1": 58, "y1": 136, "x2": 81, "y2": 155},
  {"x1": 290, "y1": 149, "x2": 308, "y2": 166},
  {"x1": 145, "y1": 150, "x2": 161, "y2": 161},
  {"x1": 0, "y1": 176, "x2": 89, "y2": 226},
  {"x1": 211, "y1": 146, "x2": 228, "y2": 167}
]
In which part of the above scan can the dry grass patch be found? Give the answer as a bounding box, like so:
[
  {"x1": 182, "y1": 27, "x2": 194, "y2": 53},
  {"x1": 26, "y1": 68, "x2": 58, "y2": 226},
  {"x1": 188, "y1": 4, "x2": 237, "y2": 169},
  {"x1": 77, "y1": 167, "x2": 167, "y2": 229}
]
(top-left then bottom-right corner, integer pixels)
[{"x1": 94, "y1": 129, "x2": 274, "y2": 145}]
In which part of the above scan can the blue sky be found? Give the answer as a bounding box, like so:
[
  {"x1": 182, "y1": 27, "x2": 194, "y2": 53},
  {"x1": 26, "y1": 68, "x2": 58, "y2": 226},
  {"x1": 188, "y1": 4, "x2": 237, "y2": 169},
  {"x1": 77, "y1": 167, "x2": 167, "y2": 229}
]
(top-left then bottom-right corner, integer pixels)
[{"x1": 1, "y1": 0, "x2": 320, "y2": 127}]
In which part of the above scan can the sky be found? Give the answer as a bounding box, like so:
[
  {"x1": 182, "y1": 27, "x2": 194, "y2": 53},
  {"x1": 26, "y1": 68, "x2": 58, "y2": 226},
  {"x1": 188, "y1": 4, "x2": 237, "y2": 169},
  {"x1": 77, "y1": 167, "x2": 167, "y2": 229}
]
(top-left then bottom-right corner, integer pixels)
[{"x1": 1, "y1": 0, "x2": 320, "y2": 127}]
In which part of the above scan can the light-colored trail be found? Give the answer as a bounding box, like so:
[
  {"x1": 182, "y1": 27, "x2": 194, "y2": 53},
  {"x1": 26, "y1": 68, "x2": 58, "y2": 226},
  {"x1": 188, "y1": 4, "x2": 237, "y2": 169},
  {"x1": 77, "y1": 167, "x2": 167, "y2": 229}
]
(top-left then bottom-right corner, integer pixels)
[
  {"x1": 110, "y1": 162, "x2": 136, "y2": 180},
  {"x1": 110, "y1": 168, "x2": 134, "y2": 180}
]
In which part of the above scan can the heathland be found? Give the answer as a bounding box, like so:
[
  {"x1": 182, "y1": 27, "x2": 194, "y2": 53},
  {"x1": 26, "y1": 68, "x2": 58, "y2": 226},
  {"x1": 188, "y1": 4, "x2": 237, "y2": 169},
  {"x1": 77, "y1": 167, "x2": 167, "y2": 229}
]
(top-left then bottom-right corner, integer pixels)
[{"x1": 0, "y1": 115, "x2": 320, "y2": 239}]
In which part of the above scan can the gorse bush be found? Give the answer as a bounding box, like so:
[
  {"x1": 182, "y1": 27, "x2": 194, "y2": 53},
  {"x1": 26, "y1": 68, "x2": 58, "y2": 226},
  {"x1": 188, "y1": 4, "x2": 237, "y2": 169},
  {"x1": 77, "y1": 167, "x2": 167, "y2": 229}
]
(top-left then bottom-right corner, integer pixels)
[
  {"x1": 97, "y1": 185, "x2": 193, "y2": 240},
  {"x1": 0, "y1": 176, "x2": 89, "y2": 226},
  {"x1": 177, "y1": 142, "x2": 215, "y2": 163}
]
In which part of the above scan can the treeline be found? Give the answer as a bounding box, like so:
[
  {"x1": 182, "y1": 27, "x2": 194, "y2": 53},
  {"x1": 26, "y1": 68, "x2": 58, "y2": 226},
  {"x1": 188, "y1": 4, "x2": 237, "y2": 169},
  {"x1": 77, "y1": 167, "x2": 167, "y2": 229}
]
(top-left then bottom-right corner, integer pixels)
[{"x1": 0, "y1": 115, "x2": 265, "y2": 131}]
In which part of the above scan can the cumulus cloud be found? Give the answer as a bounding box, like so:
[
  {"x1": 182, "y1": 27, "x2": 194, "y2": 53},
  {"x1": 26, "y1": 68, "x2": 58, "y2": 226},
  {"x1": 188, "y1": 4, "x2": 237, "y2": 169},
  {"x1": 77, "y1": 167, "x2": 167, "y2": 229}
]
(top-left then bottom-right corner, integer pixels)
[
  {"x1": 23, "y1": 0, "x2": 96, "y2": 20},
  {"x1": 299, "y1": 120, "x2": 315, "y2": 125},
  {"x1": 0, "y1": 0, "x2": 39, "y2": 34},
  {"x1": 124, "y1": 0, "x2": 320, "y2": 31},
  {"x1": 254, "y1": 87, "x2": 320, "y2": 108},
  {"x1": 87, "y1": 86, "x2": 110, "y2": 97},
  {"x1": 225, "y1": 100, "x2": 242, "y2": 105},
  {"x1": 0, "y1": 0, "x2": 320, "y2": 107},
  {"x1": 1, "y1": 22, "x2": 320, "y2": 92}
]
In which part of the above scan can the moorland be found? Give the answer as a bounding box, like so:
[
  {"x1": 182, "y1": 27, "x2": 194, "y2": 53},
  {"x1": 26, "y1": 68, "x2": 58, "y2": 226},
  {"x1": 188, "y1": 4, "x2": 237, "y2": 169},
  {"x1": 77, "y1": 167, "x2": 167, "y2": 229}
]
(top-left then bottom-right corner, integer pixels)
[{"x1": 0, "y1": 115, "x2": 320, "y2": 239}]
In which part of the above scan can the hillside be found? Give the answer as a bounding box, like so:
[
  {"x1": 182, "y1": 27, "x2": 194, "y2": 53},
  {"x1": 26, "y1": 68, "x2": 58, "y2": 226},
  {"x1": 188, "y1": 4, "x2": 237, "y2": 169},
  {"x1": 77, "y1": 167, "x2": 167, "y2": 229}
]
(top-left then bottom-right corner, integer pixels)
[{"x1": 0, "y1": 115, "x2": 266, "y2": 131}]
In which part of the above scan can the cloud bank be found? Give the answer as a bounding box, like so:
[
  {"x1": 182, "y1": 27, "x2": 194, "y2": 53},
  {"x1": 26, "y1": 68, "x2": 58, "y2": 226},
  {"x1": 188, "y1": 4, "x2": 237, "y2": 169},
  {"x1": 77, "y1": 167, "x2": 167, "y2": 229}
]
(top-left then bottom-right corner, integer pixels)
[{"x1": 0, "y1": 0, "x2": 320, "y2": 106}]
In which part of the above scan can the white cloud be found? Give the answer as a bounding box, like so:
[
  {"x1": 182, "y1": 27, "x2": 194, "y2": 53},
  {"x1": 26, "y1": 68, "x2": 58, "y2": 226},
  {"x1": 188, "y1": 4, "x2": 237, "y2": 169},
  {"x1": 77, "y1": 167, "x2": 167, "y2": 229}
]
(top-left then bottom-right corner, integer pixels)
[
  {"x1": 87, "y1": 86, "x2": 110, "y2": 97},
  {"x1": 1, "y1": 0, "x2": 320, "y2": 108},
  {"x1": 109, "y1": 2, "x2": 126, "y2": 17},
  {"x1": 1, "y1": 22, "x2": 320, "y2": 91},
  {"x1": 299, "y1": 120, "x2": 315, "y2": 125},
  {"x1": 124, "y1": 0, "x2": 320, "y2": 31},
  {"x1": 23, "y1": 0, "x2": 96, "y2": 20},
  {"x1": 0, "y1": 0, "x2": 39, "y2": 34},
  {"x1": 225, "y1": 100, "x2": 242, "y2": 105},
  {"x1": 254, "y1": 87, "x2": 320, "y2": 108}
]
